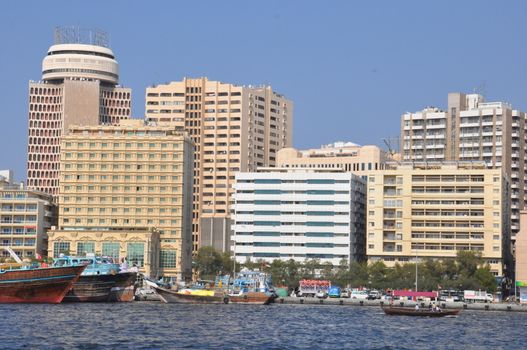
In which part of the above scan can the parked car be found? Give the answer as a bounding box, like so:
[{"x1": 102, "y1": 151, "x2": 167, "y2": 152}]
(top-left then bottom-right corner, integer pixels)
[
  {"x1": 328, "y1": 286, "x2": 341, "y2": 298},
  {"x1": 350, "y1": 290, "x2": 368, "y2": 300},
  {"x1": 340, "y1": 289, "x2": 351, "y2": 298},
  {"x1": 316, "y1": 291, "x2": 328, "y2": 299},
  {"x1": 367, "y1": 290, "x2": 381, "y2": 300}
]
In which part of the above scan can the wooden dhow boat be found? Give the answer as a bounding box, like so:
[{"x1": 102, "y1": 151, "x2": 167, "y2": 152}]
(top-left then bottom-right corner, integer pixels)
[
  {"x1": 382, "y1": 306, "x2": 460, "y2": 317},
  {"x1": 0, "y1": 248, "x2": 86, "y2": 303}
]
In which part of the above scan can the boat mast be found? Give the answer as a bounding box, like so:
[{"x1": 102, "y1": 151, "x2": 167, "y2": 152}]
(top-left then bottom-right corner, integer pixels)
[
  {"x1": 415, "y1": 252, "x2": 418, "y2": 292},
  {"x1": 2, "y1": 247, "x2": 23, "y2": 264}
]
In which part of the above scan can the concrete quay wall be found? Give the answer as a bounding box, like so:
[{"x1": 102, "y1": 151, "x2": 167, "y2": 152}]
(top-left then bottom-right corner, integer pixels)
[{"x1": 274, "y1": 297, "x2": 527, "y2": 312}]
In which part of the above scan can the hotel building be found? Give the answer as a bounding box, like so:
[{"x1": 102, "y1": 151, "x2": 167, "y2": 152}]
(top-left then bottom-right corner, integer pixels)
[
  {"x1": 27, "y1": 27, "x2": 131, "y2": 198},
  {"x1": 0, "y1": 170, "x2": 56, "y2": 259},
  {"x1": 401, "y1": 93, "x2": 526, "y2": 239},
  {"x1": 276, "y1": 142, "x2": 391, "y2": 178},
  {"x1": 366, "y1": 162, "x2": 510, "y2": 276},
  {"x1": 145, "y1": 77, "x2": 293, "y2": 252},
  {"x1": 47, "y1": 120, "x2": 194, "y2": 279},
  {"x1": 232, "y1": 169, "x2": 366, "y2": 265}
]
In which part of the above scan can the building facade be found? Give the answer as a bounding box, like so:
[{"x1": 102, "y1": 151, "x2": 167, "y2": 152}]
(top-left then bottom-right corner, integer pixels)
[
  {"x1": 232, "y1": 169, "x2": 366, "y2": 265},
  {"x1": 27, "y1": 28, "x2": 131, "y2": 198},
  {"x1": 366, "y1": 163, "x2": 510, "y2": 276},
  {"x1": 276, "y1": 142, "x2": 391, "y2": 178},
  {"x1": 0, "y1": 171, "x2": 56, "y2": 259},
  {"x1": 47, "y1": 120, "x2": 194, "y2": 280},
  {"x1": 145, "y1": 77, "x2": 293, "y2": 252},
  {"x1": 516, "y1": 210, "x2": 527, "y2": 303},
  {"x1": 401, "y1": 93, "x2": 526, "y2": 239}
]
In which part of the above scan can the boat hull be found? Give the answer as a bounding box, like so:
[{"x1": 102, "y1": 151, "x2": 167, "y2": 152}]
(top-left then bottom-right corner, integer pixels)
[
  {"x1": 0, "y1": 265, "x2": 85, "y2": 303},
  {"x1": 154, "y1": 286, "x2": 226, "y2": 304},
  {"x1": 229, "y1": 292, "x2": 273, "y2": 305},
  {"x1": 63, "y1": 272, "x2": 137, "y2": 302},
  {"x1": 108, "y1": 272, "x2": 137, "y2": 302},
  {"x1": 382, "y1": 306, "x2": 460, "y2": 317}
]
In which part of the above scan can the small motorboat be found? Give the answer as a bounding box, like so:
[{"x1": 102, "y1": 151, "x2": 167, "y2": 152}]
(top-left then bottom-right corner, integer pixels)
[{"x1": 382, "y1": 306, "x2": 460, "y2": 317}]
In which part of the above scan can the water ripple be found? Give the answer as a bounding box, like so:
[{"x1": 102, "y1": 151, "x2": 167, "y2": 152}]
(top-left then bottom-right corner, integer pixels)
[{"x1": 0, "y1": 303, "x2": 523, "y2": 349}]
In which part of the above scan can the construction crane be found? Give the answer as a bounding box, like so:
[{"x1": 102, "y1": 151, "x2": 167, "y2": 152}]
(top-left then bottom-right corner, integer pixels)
[{"x1": 382, "y1": 137, "x2": 400, "y2": 157}]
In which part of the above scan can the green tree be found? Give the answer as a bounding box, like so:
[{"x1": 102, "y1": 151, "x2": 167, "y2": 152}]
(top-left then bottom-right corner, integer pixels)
[{"x1": 193, "y1": 246, "x2": 234, "y2": 279}]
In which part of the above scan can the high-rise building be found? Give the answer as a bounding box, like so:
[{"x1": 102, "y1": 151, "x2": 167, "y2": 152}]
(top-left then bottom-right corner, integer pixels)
[
  {"x1": 516, "y1": 210, "x2": 527, "y2": 303},
  {"x1": 145, "y1": 77, "x2": 293, "y2": 252},
  {"x1": 232, "y1": 168, "x2": 366, "y2": 265},
  {"x1": 0, "y1": 171, "x2": 56, "y2": 259},
  {"x1": 366, "y1": 162, "x2": 510, "y2": 276},
  {"x1": 27, "y1": 27, "x2": 131, "y2": 198},
  {"x1": 401, "y1": 93, "x2": 526, "y2": 240},
  {"x1": 46, "y1": 120, "x2": 194, "y2": 280},
  {"x1": 276, "y1": 142, "x2": 391, "y2": 178}
]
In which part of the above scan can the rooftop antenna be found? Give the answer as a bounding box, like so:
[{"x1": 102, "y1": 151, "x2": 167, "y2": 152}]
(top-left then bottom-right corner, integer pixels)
[
  {"x1": 474, "y1": 81, "x2": 487, "y2": 98},
  {"x1": 382, "y1": 136, "x2": 400, "y2": 157}
]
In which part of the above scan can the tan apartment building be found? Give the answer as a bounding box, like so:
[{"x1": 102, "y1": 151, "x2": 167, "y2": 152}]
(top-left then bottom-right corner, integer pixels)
[
  {"x1": 516, "y1": 211, "x2": 527, "y2": 303},
  {"x1": 276, "y1": 142, "x2": 391, "y2": 178},
  {"x1": 47, "y1": 120, "x2": 194, "y2": 280},
  {"x1": 401, "y1": 93, "x2": 526, "y2": 239},
  {"x1": 27, "y1": 27, "x2": 131, "y2": 198},
  {"x1": 0, "y1": 170, "x2": 56, "y2": 259},
  {"x1": 366, "y1": 162, "x2": 510, "y2": 276},
  {"x1": 145, "y1": 77, "x2": 293, "y2": 252}
]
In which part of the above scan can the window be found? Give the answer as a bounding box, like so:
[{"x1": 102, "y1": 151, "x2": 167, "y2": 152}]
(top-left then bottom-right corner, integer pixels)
[
  {"x1": 77, "y1": 242, "x2": 95, "y2": 255},
  {"x1": 53, "y1": 242, "x2": 70, "y2": 258},
  {"x1": 160, "y1": 250, "x2": 177, "y2": 268},
  {"x1": 102, "y1": 242, "x2": 120, "y2": 259},
  {"x1": 127, "y1": 243, "x2": 145, "y2": 267}
]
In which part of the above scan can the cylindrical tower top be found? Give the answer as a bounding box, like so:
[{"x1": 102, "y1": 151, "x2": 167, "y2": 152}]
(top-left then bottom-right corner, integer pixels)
[{"x1": 42, "y1": 27, "x2": 119, "y2": 85}]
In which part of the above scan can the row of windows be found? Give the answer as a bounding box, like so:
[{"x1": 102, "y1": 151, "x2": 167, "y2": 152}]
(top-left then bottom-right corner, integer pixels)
[
  {"x1": 237, "y1": 190, "x2": 350, "y2": 195},
  {"x1": 64, "y1": 142, "x2": 180, "y2": 149},
  {"x1": 62, "y1": 218, "x2": 179, "y2": 225},
  {"x1": 234, "y1": 253, "x2": 346, "y2": 259},
  {"x1": 64, "y1": 153, "x2": 181, "y2": 160},
  {"x1": 63, "y1": 164, "x2": 180, "y2": 171},
  {"x1": 63, "y1": 197, "x2": 180, "y2": 203},
  {"x1": 62, "y1": 185, "x2": 180, "y2": 192},
  {"x1": 236, "y1": 211, "x2": 348, "y2": 216},
  {"x1": 237, "y1": 200, "x2": 350, "y2": 205},
  {"x1": 238, "y1": 179, "x2": 350, "y2": 184},
  {"x1": 147, "y1": 91, "x2": 242, "y2": 97},
  {"x1": 235, "y1": 232, "x2": 347, "y2": 237},
  {"x1": 63, "y1": 207, "x2": 179, "y2": 214},
  {"x1": 237, "y1": 221, "x2": 349, "y2": 227},
  {"x1": 64, "y1": 175, "x2": 179, "y2": 181},
  {"x1": 235, "y1": 242, "x2": 348, "y2": 248}
]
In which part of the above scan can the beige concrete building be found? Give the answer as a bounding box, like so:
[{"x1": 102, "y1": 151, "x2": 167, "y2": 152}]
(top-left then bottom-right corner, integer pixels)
[
  {"x1": 276, "y1": 142, "x2": 390, "y2": 178},
  {"x1": 47, "y1": 229, "x2": 160, "y2": 278},
  {"x1": 0, "y1": 171, "x2": 56, "y2": 259},
  {"x1": 516, "y1": 211, "x2": 527, "y2": 303},
  {"x1": 401, "y1": 93, "x2": 526, "y2": 239},
  {"x1": 47, "y1": 120, "x2": 194, "y2": 280},
  {"x1": 145, "y1": 77, "x2": 293, "y2": 252},
  {"x1": 367, "y1": 162, "x2": 510, "y2": 276},
  {"x1": 27, "y1": 28, "x2": 131, "y2": 198}
]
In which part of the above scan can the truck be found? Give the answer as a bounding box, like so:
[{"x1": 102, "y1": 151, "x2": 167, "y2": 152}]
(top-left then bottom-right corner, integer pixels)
[
  {"x1": 464, "y1": 290, "x2": 493, "y2": 303},
  {"x1": 297, "y1": 279, "x2": 331, "y2": 298}
]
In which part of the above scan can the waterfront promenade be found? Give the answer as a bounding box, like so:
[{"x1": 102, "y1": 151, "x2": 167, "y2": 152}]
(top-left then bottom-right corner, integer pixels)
[{"x1": 273, "y1": 297, "x2": 527, "y2": 312}]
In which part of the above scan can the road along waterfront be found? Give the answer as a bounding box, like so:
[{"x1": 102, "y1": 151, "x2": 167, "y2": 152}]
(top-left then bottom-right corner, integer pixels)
[{"x1": 272, "y1": 297, "x2": 527, "y2": 312}]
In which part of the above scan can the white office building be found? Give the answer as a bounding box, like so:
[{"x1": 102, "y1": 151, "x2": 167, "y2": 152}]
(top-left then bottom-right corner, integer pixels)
[{"x1": 232, "y1": 169, "x2": 366, "y2": 265}]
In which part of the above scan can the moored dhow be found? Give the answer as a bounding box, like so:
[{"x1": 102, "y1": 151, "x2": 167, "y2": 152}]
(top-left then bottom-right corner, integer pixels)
[
  {"x1": 54, "y1": 255, "x2": 137, "y2": 302},
  {"x1": 0, "y1": 247, "x2": 86, "y2": 303}
]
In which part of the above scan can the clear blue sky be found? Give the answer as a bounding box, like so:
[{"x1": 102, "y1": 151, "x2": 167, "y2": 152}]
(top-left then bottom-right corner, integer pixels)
[{"x1": 1, "y1": 0, "x2": 526, "y2": 181}]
